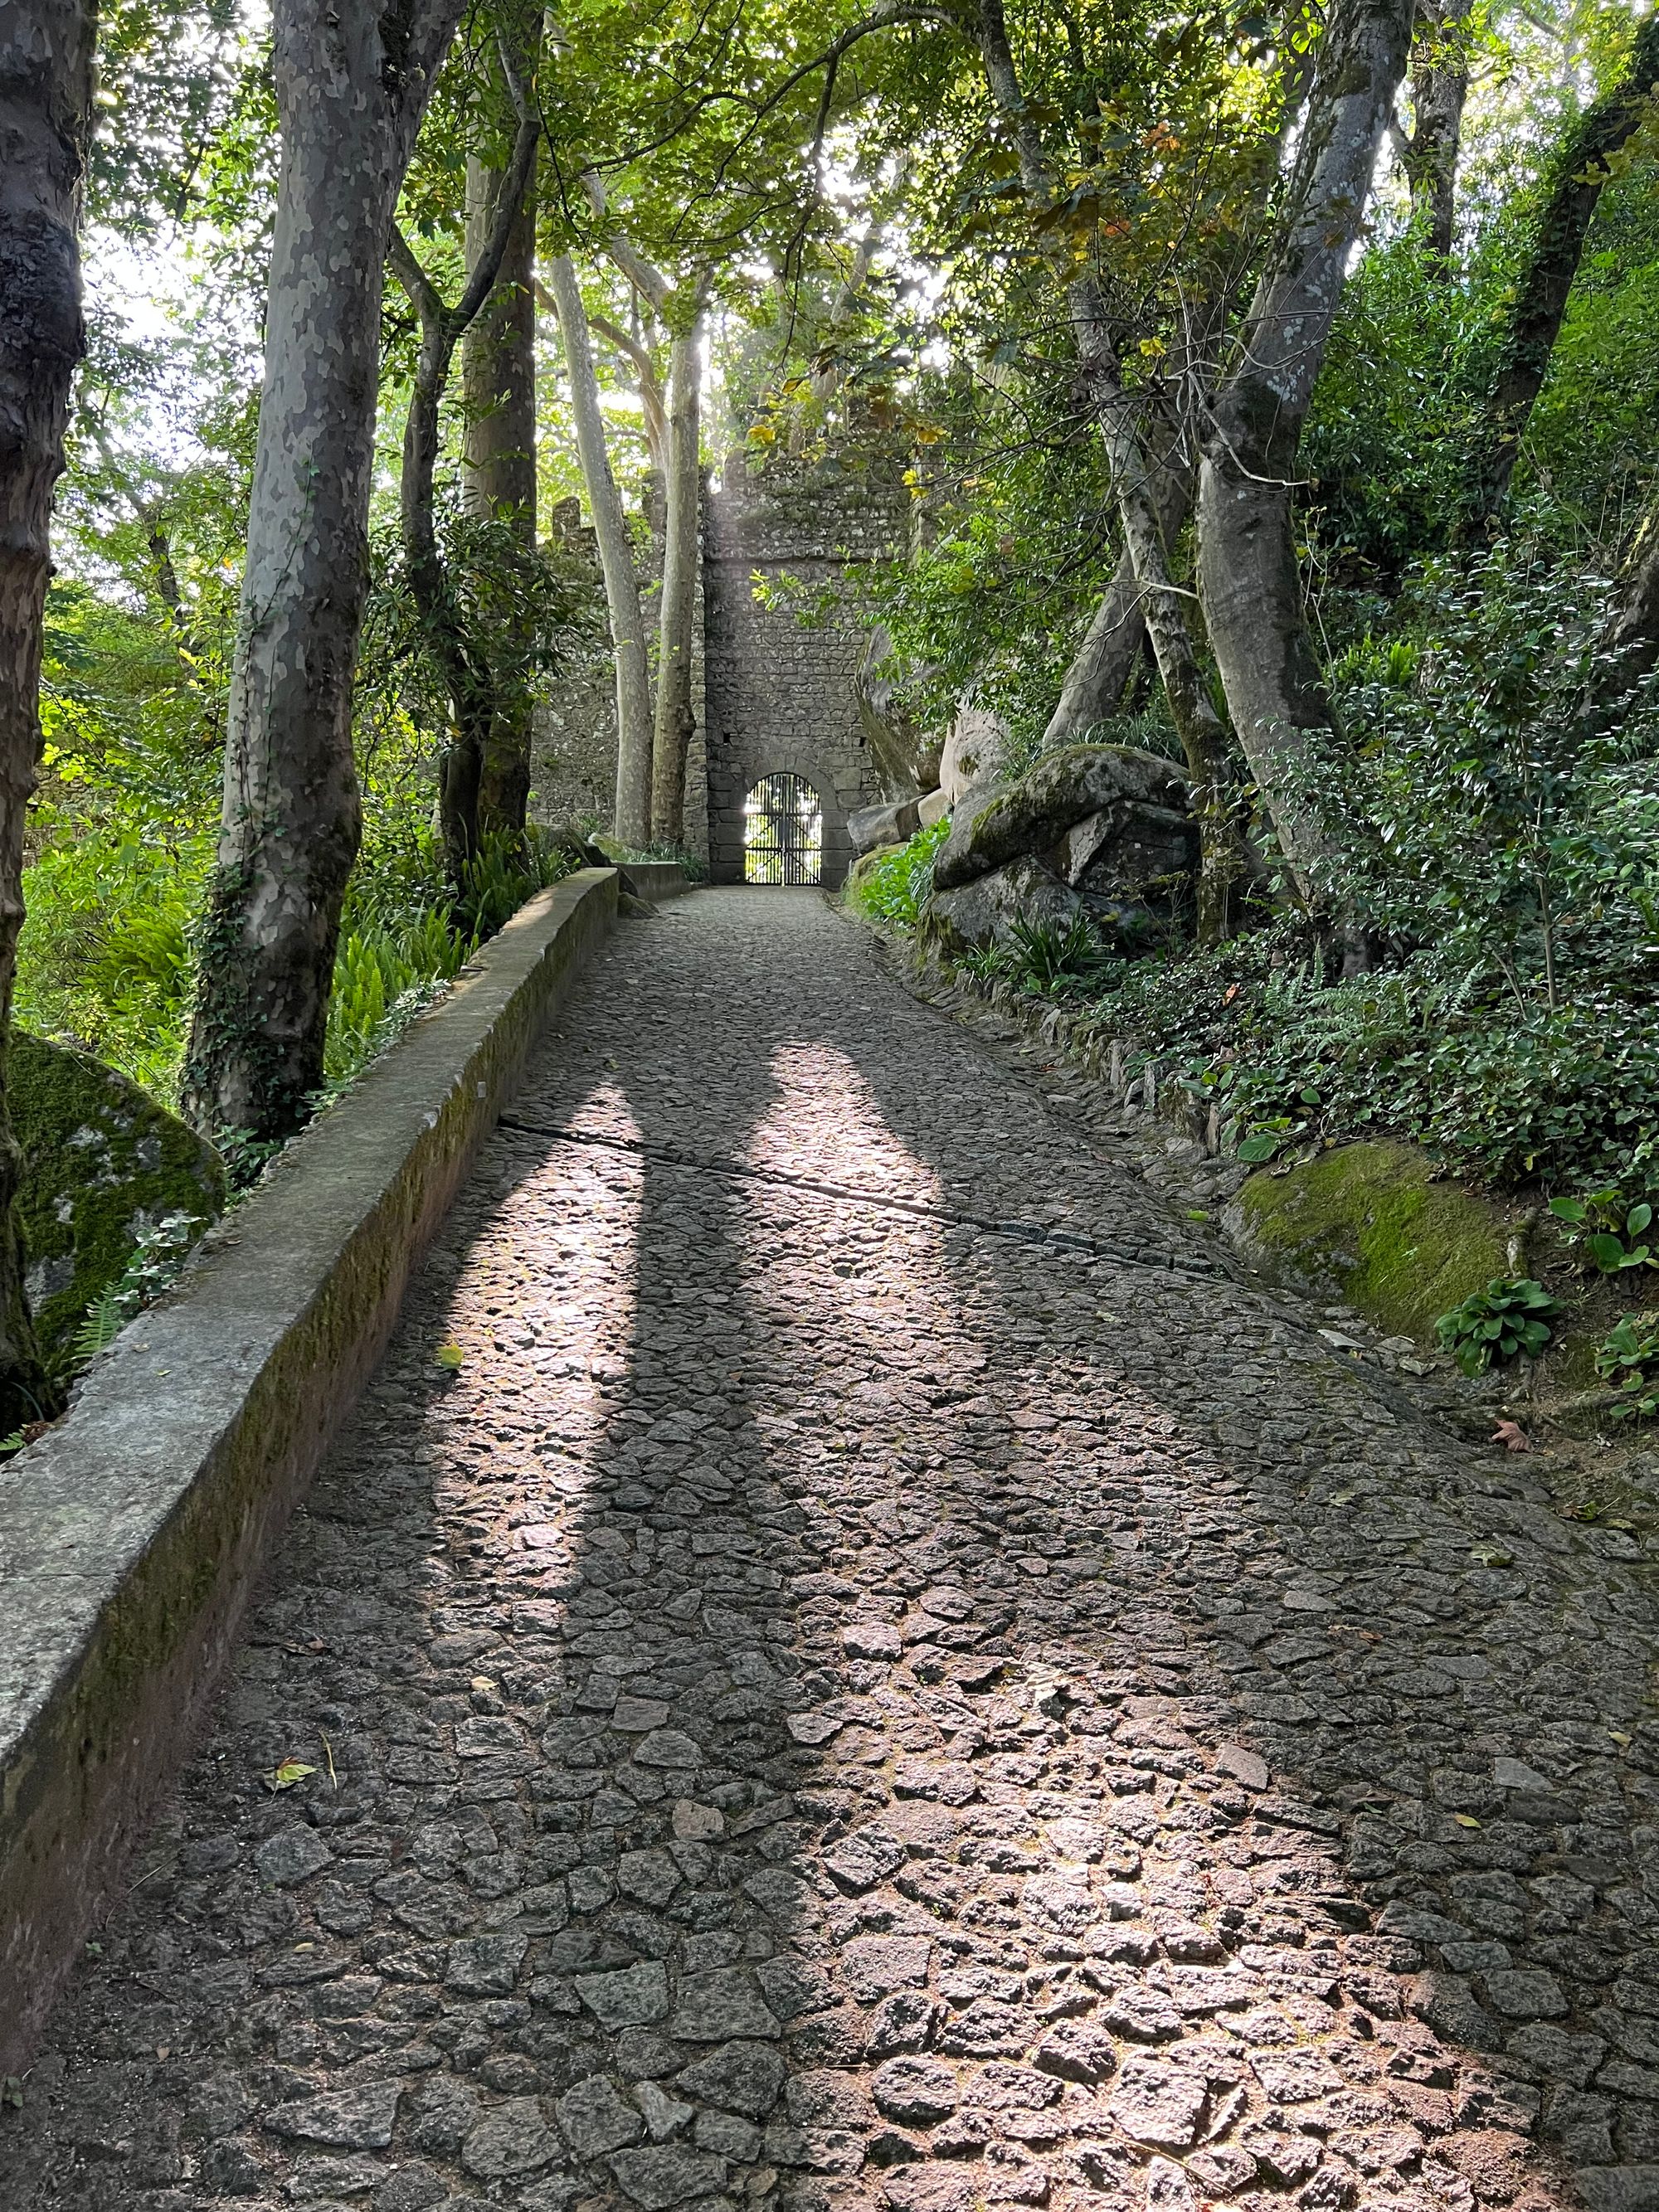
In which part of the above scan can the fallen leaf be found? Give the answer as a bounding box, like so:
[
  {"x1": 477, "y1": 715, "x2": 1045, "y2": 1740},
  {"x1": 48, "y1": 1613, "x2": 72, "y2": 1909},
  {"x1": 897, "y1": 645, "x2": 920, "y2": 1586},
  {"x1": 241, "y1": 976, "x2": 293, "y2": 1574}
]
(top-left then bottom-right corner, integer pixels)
[
  {"x1": 1470, "y1": 1544, "x2": 1515, "y2": 1567},
  {"x1": 1452, "y1": 1813, "x2": 1482, "y2": 1829},
  {"x1": 434, "y1": 1343, "x2": 465, "y2": 1370},
  {"x1": 1609, "y1": 1728, "x2": 1633, "y2": 1747},
  {"x1": 156, "y1": 2046, "x2": 170, "y2": 2062},
  {"x1": 1491, "y1": 1419, "x2": 1530, "y2": 1451},
  {"x1": 266, "y1": 1759, "x2": 317, "y2": 1792}
]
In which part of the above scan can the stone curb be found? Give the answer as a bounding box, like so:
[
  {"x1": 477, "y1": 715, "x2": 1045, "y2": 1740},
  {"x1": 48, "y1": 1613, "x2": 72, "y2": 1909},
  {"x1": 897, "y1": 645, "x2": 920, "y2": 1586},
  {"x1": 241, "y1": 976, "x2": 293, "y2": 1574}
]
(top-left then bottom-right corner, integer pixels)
[
  {"x1": 620, "y1": 860, "x2": 693, "y2": 902},
  {"x1": 0, "y1": 863, "x2": 646, "y2": 2071}
]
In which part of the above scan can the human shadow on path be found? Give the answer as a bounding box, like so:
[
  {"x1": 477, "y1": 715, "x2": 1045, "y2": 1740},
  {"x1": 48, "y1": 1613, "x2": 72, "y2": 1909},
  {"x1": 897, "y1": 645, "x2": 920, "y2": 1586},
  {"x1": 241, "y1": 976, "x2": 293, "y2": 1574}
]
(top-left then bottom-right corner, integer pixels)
[{"x1": 0, "y1": 887, "x2": 1647, "y2": 2212}]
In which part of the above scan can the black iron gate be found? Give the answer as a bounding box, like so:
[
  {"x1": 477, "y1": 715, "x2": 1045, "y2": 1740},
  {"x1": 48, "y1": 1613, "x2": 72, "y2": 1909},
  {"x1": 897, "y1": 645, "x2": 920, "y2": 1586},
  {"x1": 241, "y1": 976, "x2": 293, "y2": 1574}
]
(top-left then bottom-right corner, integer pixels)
[{"x1": 743, "y1": 772, "x2": 823, "y2": 885}]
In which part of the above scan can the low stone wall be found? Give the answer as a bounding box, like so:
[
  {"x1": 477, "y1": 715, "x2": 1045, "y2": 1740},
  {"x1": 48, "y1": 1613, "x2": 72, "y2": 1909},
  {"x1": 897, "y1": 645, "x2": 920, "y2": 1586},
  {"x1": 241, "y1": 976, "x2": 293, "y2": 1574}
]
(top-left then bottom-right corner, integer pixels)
[{"x1": 0, "y1": 867, "x2": 623, "y2": 2074}]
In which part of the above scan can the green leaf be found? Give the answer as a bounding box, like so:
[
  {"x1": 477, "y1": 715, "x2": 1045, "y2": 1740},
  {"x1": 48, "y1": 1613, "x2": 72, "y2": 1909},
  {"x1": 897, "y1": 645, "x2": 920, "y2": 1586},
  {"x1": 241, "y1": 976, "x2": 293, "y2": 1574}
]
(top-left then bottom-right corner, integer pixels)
[
  {"x1": 1588, "y1": 1232, "x2": 1629, "y2": 1271},
  {"x1": 1237, "y1": 1133, "x2": 1281, "y2": 1163},
  {"x1": 266, "y1": 1759, "x2": 317, "y2": 1792},
  {"x1": 1549, "y1": 1197, "x2": 1588, "y2": 1223}
]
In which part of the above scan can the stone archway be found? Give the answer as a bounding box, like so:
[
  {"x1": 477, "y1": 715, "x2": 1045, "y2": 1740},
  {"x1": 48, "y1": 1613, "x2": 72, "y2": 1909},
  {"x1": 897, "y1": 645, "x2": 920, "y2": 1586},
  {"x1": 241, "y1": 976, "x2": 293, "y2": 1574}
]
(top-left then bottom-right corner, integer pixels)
[{"x1": 742, "y1": 772, "x2": 824, "y2": 885}]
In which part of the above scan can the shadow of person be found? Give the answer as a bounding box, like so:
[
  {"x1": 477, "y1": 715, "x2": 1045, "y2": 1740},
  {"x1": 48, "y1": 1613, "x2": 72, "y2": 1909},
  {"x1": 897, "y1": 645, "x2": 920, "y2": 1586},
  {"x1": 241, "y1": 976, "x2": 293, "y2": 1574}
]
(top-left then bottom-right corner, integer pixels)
[
  {"x1": 480, "y1": 885, "x2": 1614, "y2": 2212},
  {"x1": 0, "y1": 885, "x2": 1631, "y2": 2212}
]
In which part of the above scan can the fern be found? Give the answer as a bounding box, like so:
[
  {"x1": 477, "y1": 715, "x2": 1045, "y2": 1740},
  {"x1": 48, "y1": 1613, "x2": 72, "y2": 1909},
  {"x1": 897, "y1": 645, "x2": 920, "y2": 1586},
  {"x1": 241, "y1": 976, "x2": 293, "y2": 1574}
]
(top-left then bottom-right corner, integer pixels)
[{"x1": 69, "y1": 1288, "x2": 128, "y2": 1368}]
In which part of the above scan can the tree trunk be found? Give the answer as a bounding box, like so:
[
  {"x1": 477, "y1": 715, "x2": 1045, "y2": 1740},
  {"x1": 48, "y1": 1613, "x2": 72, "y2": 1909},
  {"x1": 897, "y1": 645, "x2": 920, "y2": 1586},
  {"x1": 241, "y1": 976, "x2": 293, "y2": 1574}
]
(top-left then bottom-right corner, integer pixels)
[
  {"x1": 1593, "y1": 482, "x2": 1659, "y2": 707},
  {"x1": 650, "y1": 310, "x2": 704, "y2": 845},
  {"x1": 182, "y1": 0, "x2": 464, "y2": 1147},
  {"x1": 389, "y1": 85, "x2": 538, "y2": 887},
  {"x1": 464, "y1": 72, "x2": 538, "y2": 839},
  {"x1": 1197, "y1": 0, "x2": 1415, "y2": 893},
  {"x1": 545, "y1": 253, "x2": 653, "y2": 848},
  {"x1": 1404, "y1": 0, "x2": 1471, "y2": 263},
  {"x1": 1070, "y1": 285, "x2": 1243, "y2": 943},
  {"x1": 1040, "y1": 550, "x2": 1147, "y2": 748},
  {"x1": 0, "y1": 0, "x2": 93, "y2": 1420},
  {"x1": 586, "y1": 303, "x2": 669, "y2": 474},
  {"x1": 1465, "y1": 10, "x2": 1659, "y2": 531},
  {"x1": 1042, "y1": 460, "x2": 1194, "y2": 750}
]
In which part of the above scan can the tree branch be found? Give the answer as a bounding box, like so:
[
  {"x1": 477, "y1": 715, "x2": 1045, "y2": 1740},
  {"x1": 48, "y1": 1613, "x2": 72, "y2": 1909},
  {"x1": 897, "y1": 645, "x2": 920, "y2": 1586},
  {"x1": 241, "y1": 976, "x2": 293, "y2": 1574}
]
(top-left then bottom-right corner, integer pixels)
[
  {"x1": 387, "y1": 223, "x2": 446, "y2": 333},
  {"x1": 580, "y1": 172, "x2": 675, "y2": 311},
  {"x1": 454, "y1": 101, "x2": 542, "y2": 333}
]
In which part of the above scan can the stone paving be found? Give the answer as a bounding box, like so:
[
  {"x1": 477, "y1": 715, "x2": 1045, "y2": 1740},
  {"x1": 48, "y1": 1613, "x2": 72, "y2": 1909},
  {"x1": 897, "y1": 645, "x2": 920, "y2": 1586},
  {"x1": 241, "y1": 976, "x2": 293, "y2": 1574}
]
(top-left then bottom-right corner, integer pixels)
[{"x1": 4, "y1": 886, "x2": 1659, "y2": 2212}]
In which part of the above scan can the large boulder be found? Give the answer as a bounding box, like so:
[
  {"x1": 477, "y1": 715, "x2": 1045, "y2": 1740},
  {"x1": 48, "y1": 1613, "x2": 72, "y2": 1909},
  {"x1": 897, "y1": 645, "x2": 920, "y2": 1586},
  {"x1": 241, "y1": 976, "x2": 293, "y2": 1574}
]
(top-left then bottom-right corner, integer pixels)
[
  {"x1": 12, "y1": 1032, "x2": 226, "y2": 1363},
  {"x1": 926, "y1": 856, "x2": 1087, "y2": 955},
  {"x1": 854, "y1": 630, "x2": 938, "y2": 799},
  {"x1": 939, "y1": 707, "x2": 1014, "y2": 805},
  {"x1": 933, "y1": 744, "x2": 1191, "y2": 896},
  {"x1": 849, "y1": 797, "x2": 920, "y2": 856}
]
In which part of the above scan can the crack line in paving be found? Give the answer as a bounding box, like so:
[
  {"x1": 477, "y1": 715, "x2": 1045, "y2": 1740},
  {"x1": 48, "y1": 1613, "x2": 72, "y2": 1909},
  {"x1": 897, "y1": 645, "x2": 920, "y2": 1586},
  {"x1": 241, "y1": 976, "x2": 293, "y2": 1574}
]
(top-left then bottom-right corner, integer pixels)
[
  {"x1": 7, "y1": 889, "x2": 1646, "y2": 2212},
  {"x1": 497, "y1": 1114, "x2": 1238, "y2": 1286}
]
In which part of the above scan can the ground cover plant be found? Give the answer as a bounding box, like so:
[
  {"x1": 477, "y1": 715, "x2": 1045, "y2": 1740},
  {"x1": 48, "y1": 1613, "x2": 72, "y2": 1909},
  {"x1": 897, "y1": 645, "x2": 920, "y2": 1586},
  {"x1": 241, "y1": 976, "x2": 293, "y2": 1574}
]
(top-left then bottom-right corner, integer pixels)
[{"x1": 863, "y1": 537, "x2": 1659, "y2": 1232}]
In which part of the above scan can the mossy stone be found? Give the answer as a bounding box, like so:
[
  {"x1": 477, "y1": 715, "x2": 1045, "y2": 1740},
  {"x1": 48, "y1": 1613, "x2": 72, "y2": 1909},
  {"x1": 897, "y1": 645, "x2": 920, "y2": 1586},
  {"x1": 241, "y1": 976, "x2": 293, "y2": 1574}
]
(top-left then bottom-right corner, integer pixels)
[
  {"x1": 1233, "y1": 1139, "x2": 1518, "y2": 1345},
  {"x1": 11, "y1": 1031, "x2": 226, "y2": 1360}
]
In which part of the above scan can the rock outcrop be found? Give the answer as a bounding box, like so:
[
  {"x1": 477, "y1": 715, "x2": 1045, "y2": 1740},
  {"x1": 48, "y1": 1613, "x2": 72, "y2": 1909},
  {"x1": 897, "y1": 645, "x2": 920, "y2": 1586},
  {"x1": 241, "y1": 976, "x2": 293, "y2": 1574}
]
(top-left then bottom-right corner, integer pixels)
[
  {"x1": 848, "y1": 798, "x2": 921, "y2": 856},
  {"x1": 938, "y1": 707, "x2": 1014, "y2": 806},
  {"x1": 925, "y1": 744, "x2": 1196, "y2": 952},
  {"x1": 12, "y1": 1031, "x2": 226, "y2": 1362}
]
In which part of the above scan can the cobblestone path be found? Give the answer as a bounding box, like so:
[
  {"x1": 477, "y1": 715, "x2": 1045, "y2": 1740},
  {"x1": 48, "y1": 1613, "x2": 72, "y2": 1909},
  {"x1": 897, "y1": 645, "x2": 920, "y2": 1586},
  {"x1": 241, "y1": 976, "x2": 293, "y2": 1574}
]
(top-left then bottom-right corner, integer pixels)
[{"x1": 7, "y1": 887, "x2": 1659, "y2": 2212}]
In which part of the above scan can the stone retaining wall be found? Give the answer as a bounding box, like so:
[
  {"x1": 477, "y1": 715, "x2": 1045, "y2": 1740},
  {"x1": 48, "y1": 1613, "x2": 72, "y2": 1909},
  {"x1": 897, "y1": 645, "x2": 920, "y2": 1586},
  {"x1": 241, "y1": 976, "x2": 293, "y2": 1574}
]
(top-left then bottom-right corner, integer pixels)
[{"x1": 0, "y1": 867, "x2": 658, "y2": 2073}]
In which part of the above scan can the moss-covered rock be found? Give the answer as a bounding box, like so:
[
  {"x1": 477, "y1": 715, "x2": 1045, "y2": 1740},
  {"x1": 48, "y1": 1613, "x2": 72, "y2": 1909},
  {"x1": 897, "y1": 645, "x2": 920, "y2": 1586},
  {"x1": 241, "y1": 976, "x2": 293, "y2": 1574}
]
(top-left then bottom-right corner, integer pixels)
[
  {"x1": 12, "y1": 1032, "x2": 226, "y2": 1361},
  {"x1": 1230, "y1": 1139, "x2": 1520, "y2": 1344},
  {"x1": 925, "y1": 855, "x2": 1087, "y2": 954},
  {"x1": 932, "y1": 743, "x2": 1191, "y2": 896}
]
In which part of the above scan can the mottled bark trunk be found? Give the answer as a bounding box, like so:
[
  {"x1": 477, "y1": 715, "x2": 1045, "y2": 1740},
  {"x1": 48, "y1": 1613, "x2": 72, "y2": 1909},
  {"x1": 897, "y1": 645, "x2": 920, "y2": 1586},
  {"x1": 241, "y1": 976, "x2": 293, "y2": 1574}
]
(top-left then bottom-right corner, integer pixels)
[
  {"x1": 464, "y1": 66, "x2": 538, "y2": 839},
  {"x1": 650, "y1": 313, "x2": 703, "y2": 846},
  {"x1": 1070, "y1": 285, "x2": 1243, "y2": 943},
  {"x1": 546, "y1": 253, "x2": 653, "y2": 848},
  {"x1": 1404, "y1": 0, "x2": 1471, "y2": 263},
  {"x1": 397, "y1": 262, "x2": 494, "y2": 887},
  {"x1": 390, "y1": 90, "x2": 538, "y2": 886},
  {"x1": 1466, "y1": 12, "x2": 1659, "y2": 532},
  {"x1": 182, "y1": 0, "x2": 464, "y2": 1146},
  {"x1": 1042, "y1": 462, "x2": 1194, "y2": 750},
  {"x1": 585, "y1": 304, "x2": 668, "y2": 474},
  {"x1": 1593, "y1": 484, "x2": 1659, "y2": 707},
  {"x1": 1197, "y1": 0, "x2": 1414, "y2": 893},
  {"x1": 0, "y1": 0, "x2": 92, "y2": 1418},
  {"x1": 1041, "y1": 551, "x2": 1146, "y2": 749}
]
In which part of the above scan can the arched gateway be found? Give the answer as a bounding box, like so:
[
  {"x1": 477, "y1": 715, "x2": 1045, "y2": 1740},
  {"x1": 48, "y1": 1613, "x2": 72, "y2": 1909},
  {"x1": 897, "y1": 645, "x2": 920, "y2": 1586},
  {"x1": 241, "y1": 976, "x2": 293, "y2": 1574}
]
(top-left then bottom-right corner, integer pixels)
[{"x1": 742, "y1": 773, "x2": 823, "y2": 885}]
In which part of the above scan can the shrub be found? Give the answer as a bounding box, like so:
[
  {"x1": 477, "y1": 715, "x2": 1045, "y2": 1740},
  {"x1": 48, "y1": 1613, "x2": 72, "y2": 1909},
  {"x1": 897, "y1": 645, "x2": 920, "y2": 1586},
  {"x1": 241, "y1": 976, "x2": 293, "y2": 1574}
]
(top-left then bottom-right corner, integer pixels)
[
  {"x1": 1594, "y1": 1313, "x2": 1659, "y2": 1421},
  {"x1": 850, "y1": 818, "x2": 950, "y2": 928},
  {"x1": 1435, "y1": 1278, "x2": 1560, "y2": 1376}
]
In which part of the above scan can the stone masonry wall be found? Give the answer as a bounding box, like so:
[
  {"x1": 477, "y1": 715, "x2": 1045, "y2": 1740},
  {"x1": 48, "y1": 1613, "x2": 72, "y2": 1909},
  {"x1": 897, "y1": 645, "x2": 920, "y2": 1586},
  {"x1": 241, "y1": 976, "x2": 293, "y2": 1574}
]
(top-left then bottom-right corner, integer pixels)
[
  {"x1": 533, "y1": 455, "x2": 906, "y2": 887},
  {"x1": 702, "y1": 452, "x2": 907, "y2": 889}
]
